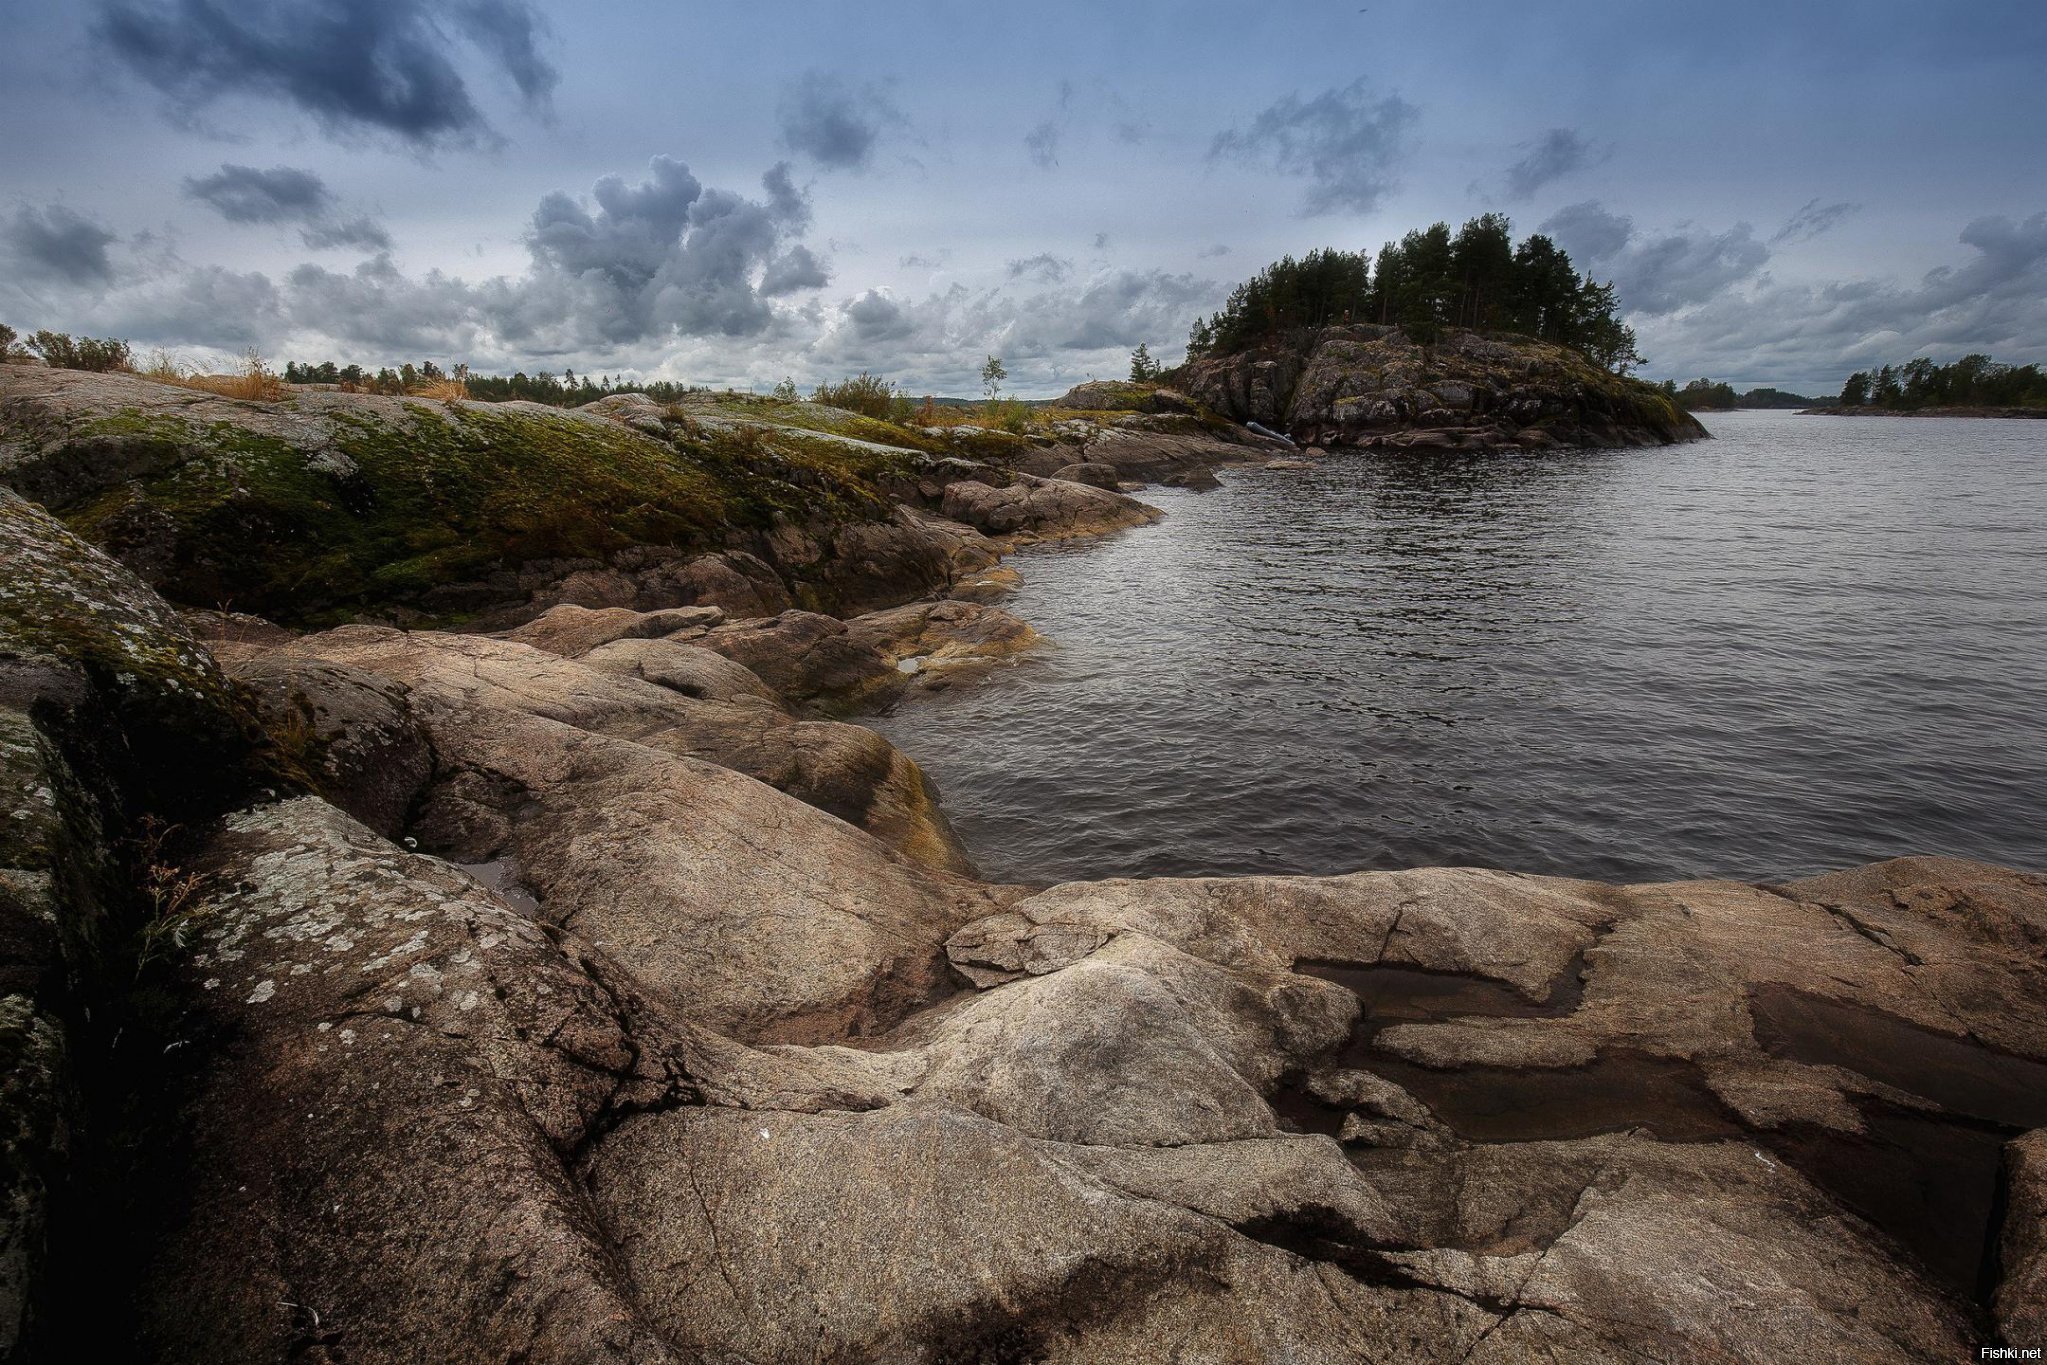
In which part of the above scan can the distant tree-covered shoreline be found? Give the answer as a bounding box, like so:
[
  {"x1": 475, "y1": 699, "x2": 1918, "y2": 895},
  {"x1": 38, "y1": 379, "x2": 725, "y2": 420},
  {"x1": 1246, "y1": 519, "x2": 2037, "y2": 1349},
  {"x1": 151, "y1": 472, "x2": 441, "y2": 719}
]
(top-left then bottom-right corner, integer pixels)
[
  {"x1": 1834, "y1": 354, "x2": 2047, "y2": 410},
  {"x1": 1658, "y1": 379, "x2": 1818, "y2": 411},
  {"x1": 1184, "y1": 214, "x2": 1642, "y2": 373},
  {"x1": 281, "y1": 359, "x2": 705, "y2": 406}
]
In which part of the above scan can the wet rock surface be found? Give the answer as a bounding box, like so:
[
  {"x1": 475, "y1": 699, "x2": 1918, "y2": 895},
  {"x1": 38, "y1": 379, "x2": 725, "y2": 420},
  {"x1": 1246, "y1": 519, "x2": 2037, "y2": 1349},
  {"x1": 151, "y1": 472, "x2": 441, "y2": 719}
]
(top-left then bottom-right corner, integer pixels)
[{"x1": 939, "y1": 472, "x2": 1164, "y2": 543}]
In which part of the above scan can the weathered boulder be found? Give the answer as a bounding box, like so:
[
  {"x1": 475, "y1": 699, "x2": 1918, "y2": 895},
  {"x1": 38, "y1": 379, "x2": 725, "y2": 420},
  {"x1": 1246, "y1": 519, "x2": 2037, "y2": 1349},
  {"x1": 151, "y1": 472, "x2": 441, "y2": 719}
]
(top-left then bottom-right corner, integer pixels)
[
  {"x1": 496, "y1": 603, "x2": 724, "y2": 658},
  {"x1": 409, "y1": 704, "x2": 1009, "y2": 1041},
  {"x1": 690, "y1": 611, "x2": 908, "y2": 715},
  {"x1": 1999, "y1": 1130, "x2": 2047, "y2": 1344},
  {"x1": 141, "y1": 797, "x2": 695, "y2": 1365},
  {"x1": 1049, "y1": 461, "x2": 1122, "y2": 489},
  {"x1": 248, "y1": 625, "x2": 975, "y2": 873},
  {"x1": 222, "y1": 655, "x2": 431, "y2": 838},
  {"x1": 584, "y1": 1103, "x2": 1441, "y2": 1364},
  {"x1": 842, "y1": 599, "x2": 1040, "y2": 685},
  {"x1": 940, "y1": 473, "x2": 1162, "y2": 543}
]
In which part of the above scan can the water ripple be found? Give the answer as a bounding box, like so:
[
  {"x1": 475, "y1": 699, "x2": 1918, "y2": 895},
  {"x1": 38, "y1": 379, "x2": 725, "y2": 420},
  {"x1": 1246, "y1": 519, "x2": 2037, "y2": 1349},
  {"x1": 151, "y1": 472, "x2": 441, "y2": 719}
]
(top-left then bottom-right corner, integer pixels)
[{"x1": 874, "y1": 411, "x2": 2047, "y2": 885}]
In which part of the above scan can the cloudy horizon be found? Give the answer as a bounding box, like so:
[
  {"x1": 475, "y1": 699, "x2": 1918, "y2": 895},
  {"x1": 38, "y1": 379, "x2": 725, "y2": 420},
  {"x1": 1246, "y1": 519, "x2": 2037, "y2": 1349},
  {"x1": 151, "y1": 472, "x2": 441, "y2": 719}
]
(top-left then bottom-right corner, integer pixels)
[{"x1": 4, "y1": 0, "x2": 2044, "y2": 396}]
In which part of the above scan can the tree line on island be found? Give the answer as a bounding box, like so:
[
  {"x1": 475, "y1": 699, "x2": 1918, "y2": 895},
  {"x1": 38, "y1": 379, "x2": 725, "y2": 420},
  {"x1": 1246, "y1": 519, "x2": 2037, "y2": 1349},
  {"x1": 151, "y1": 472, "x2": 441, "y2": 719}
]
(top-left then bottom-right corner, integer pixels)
[
  {"x1": 1833, "y1": 354, "x2": 2047, "y2": 411},
  {"x1": 1183, "y1": 213, "x2": 1643, "y2": 373}
]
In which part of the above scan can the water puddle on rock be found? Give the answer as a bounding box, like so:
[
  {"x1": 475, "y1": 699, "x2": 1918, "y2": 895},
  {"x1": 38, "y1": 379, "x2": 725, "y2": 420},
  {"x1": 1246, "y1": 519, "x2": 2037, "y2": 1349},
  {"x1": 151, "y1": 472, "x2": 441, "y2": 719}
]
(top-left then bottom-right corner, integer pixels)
[
  {"x1": 1282, "y1": 964, "x2": 2045, "y2": 1305},
  {"x1": 1749, "y1": 985, "x2": 2047, "y2": 1299},
  {"x1": 452, "y1": 857, "x2": 544, "y2": 918}
]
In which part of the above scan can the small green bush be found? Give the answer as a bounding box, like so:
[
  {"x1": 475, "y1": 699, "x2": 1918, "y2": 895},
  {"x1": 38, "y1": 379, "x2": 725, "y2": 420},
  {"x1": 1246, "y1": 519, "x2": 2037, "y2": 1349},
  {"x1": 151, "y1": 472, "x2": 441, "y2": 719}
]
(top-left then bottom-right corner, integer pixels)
[
  {"x1": 979, "y1": 397, "x2": 1032, "y2": 434},
  {"x1": 813, "y1": 372, "x2": 913, "y2": 423},
  {"x1": 28, "y1": 330, "x2": 132, "y2": 372}
]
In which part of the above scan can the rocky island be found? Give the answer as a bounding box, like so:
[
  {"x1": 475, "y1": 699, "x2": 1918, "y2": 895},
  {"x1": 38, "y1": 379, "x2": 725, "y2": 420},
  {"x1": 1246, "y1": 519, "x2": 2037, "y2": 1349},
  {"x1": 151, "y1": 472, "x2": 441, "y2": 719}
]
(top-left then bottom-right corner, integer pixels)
[{"x1": 0, "y1": 355, "x2": 2039, "y2": 1364}]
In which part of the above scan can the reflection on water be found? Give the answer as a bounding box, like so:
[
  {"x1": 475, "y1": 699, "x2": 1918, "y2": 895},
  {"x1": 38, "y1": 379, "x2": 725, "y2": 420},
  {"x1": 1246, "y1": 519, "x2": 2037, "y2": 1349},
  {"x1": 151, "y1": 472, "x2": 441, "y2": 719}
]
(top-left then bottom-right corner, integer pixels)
[{"x1": 873, "y1": 411, "x2": 2047, "y2": 885}]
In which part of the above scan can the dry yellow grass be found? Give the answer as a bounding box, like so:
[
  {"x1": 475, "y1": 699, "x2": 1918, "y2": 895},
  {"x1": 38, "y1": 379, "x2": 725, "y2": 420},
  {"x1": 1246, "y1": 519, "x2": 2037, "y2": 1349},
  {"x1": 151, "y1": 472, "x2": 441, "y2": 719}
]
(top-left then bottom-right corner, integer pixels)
[
  {"x1": 414, "y1": 378, "x2": 471, "y2": 400},
  {"x1": 138, "y1": 347, "x2": 289, "y2": 402}
]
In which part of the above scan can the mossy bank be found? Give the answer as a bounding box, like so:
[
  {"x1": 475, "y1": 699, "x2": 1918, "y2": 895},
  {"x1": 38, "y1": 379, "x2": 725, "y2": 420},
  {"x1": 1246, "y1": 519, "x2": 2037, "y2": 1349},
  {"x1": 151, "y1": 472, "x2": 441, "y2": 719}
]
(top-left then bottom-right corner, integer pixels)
[{"x1": 0, "y1": 365, "x2": 1271, "y2": 626}]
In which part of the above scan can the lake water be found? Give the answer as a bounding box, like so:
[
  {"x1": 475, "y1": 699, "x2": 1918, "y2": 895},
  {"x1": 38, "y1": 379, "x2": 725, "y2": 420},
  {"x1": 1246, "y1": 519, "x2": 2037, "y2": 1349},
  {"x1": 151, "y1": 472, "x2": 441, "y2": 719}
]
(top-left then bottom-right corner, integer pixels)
[{"x1": 872, "y1": 411, "x2": 2047, "y2": 887}]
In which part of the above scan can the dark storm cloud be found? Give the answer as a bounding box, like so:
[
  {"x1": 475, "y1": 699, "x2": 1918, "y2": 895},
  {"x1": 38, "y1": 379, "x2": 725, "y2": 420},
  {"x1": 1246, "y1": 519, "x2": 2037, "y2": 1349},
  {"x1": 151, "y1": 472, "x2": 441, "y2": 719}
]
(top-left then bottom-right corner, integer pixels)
[
  {"x1": 1501, "y1": 128, "x2": 1602, "y2": 200},
  {"x1": 1771, "y1": 198, "x2": 1862, "y2": 246},
  {"x1": 300, "y1": 216, "x2": 395, "y2": 252},
  {"x1": 275, "y1": 156, "x2": 825, "y2": 354},
  {"x1": 1542, "y1": 201, "x2": 1769, "y2": 315},
  {"x1": 94, "y1": 0, "x2": 555, "y2": 145},
  {"x1": 2, "y1": 204, "x2": 120, "y2": 285},
  {"x1": 776, "y1": 72, "x2": 904, "y2": 172},
  {"x1": 1208, "y1": 78, "x2": 1418, "y2": 216},
  {"x1": 843, "y1": 289, "x2": 914, "y2": 341},
  {"x1": 760, "y1": 245, "x2": 829, "y2": 296},
  {"x1": 1006, "y1": 253, "x2": 1072, "y2": 284},
  {"x1": 184, "y1": 164, "x2": 331, "y2": 223},
  {"x1": 523, "y1": 157, "x2": 802, "y2": 339},
  {"x1": 185, "y1": 163, "x2": 394, "y2": 252},
  {"x1": 107, "y1": 264, "x2": 285, "y2": 347},
  {"x1": 449, "y1": 0, "x2": 556, "y2": 104},
  {"x1": 760, "y1": 163, "x2": 812, "y2": 230}
]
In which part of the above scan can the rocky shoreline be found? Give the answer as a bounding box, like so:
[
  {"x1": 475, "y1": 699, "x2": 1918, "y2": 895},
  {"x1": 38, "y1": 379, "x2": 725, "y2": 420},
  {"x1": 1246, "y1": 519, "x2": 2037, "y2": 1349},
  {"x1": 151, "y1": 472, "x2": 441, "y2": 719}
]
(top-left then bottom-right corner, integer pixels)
[
  {"x1": 1174, "y1": 325, "x2": 1709, "y2": 451},
  {"x1": 0, "y1": 361, "x2": 2041, "y2": 1361},
  {"x1": 1801, "y1": 405, "x2": 2047, "y2": 419}
]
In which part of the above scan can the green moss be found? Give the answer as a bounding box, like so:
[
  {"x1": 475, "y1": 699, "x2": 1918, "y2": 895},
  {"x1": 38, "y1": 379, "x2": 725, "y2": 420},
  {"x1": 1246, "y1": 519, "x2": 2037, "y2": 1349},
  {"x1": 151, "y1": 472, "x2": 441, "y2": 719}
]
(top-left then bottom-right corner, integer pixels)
[
  {"x1": 0, "y1": 492, "x2": 237, "y2": 709},
  {"x1": 44, "y1": 400, "x2": 934, "y2": 623}
]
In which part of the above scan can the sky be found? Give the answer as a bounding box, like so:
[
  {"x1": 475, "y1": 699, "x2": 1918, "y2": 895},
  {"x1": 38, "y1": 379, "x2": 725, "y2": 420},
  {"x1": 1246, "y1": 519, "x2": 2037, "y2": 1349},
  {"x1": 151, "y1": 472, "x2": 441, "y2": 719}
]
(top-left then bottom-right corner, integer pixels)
[{"x1": 3, "y1": 0, "x2": 2046, "y2": 396}]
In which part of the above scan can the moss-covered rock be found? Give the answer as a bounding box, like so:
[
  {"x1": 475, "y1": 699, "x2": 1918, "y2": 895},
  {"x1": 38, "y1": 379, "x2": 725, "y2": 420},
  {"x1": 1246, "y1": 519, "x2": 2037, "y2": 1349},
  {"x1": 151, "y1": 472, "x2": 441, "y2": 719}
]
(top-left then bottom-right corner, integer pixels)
[
  {"x1": 0, "y1": 485, "x2": 268, "y2": 1359},
  {"x1": 0, "y1": 369, "x2": 959, "y2": 624}
]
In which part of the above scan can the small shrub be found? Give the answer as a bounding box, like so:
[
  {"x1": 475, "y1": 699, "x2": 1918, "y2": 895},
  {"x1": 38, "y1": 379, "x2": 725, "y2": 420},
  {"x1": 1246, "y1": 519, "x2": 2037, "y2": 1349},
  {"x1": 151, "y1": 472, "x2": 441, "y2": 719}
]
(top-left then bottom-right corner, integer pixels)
[
  {"x1": 979, "y1": 397, "x2": 1032, "y2": 434},
  {"x1": 28, "y1": 330, "x2": 133, "y2": 372},
  {"x1": 129, "y1": 816, "x2": 211, "y2": 970},
  {"x1": 813, "y1": 372, "x2": 910, "y2": 422},
  {"x1": 771, "y1": 376, "x2": 799, "y2": 402},
  {"x1": 414, "y1": 378, "x2": 471, "y2": 401}
]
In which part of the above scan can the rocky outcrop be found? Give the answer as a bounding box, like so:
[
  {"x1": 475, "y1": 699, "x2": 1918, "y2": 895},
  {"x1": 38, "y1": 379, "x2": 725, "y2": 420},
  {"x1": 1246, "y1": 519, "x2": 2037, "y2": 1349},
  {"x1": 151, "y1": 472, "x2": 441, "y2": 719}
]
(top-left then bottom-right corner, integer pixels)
[
  {"x1": 203, "y1": 620, "x2": 981, "y2": 875},
  {"x1": 136, "y1": 791, "x2": 2047, "y2": 1362},
  {"x1": 1176, "y1": 325, "x2": 1708, "y2": 450},
  {"x1": 0, "y1": 364, "x2": 984, "y2": 624},
  {"x1": 940, "y1": 472, "x2": 1163, "y2": 543}
]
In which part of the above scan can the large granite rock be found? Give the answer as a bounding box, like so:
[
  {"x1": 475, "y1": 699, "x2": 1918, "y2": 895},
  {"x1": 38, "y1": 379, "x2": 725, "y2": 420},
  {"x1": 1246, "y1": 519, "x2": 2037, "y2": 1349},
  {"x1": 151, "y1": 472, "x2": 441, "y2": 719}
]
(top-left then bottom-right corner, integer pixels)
[
  {"x1": 231, "y1": 623, "x2": 978, "y2": 875},
  {"x1": 139, "y1": 810, "x2": 2041, "y2": 1362},
  {"x1": 940, "y1": 472, "x2": 1163, "y2": 543},
  {"x1": 1176, "y1": 325, "x2": 1709, "y2": 449}
]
